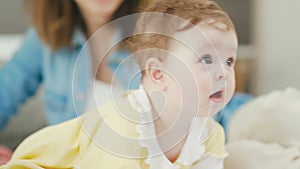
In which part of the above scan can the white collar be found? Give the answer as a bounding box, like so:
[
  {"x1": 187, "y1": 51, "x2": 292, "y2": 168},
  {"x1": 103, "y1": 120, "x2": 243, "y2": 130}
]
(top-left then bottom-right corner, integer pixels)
[{"x1": 129, "y1": 86, "x2": 209, "y2": 169}]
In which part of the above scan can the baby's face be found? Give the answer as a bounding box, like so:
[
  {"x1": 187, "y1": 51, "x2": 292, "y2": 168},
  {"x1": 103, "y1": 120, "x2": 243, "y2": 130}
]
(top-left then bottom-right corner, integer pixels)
[{"x1": 162, "y1": 23, "x2": 238, "y2": 117}]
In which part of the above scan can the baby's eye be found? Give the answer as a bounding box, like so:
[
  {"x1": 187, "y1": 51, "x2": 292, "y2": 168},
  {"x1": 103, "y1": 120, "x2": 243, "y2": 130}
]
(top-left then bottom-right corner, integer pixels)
[
  {"x1": 226, "y1": 57, "x2": 235, "y2": 67},
  {"x1": 199, "y1": 55, "x2": 213, "y2": 64}
]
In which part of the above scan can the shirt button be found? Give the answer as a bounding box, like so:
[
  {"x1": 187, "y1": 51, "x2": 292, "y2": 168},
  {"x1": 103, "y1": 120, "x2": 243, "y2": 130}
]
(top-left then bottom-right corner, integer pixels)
[{"x1": 76, "y1": 93, "x2": 85, "y2": 101}]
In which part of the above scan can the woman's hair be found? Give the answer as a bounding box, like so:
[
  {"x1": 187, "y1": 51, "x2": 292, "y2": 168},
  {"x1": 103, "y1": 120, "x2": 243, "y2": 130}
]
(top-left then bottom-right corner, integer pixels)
[{"x1": 25, "y1": 0, "x2": 144, "y2": 51}]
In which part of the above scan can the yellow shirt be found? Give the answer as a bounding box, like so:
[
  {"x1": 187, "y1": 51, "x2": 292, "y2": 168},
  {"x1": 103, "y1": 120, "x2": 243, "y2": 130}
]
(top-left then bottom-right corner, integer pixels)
[{"x1": 1, "y1": 91, "x2": 226, "y2": 169}]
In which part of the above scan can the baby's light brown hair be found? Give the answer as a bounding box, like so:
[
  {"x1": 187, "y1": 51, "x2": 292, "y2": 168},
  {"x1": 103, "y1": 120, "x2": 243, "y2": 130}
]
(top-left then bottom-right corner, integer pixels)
[{"x1": 125, "y1": 0, "x2": 236, "y2": 76}]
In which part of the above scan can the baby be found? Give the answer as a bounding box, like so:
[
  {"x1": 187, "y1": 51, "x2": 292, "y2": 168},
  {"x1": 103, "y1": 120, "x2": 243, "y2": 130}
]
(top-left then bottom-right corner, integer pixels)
[{"x1": 1, "y1": 0, "x2": 238, "y2": 168}]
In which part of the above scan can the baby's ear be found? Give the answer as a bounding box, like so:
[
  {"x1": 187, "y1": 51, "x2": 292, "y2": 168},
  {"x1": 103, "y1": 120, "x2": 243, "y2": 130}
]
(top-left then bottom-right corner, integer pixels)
[{"x1": 144, "y1": 58, "x2": 165, "y2": 85}]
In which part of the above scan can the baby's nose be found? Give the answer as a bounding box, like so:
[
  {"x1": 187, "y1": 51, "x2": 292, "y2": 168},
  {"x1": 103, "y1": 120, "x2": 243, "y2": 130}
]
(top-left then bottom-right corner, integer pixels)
[{"x1": 214, "y1": 64, "x2": 227, "y2": 81}]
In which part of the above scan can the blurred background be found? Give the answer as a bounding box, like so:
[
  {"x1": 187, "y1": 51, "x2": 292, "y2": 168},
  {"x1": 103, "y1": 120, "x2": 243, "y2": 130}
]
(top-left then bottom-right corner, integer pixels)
[
  {"x1": 0, "y1": 0, "x2": 46, "y2": 149},
  {"x1": 0, "y1": 0, "x2": 299, "y2": 149}
]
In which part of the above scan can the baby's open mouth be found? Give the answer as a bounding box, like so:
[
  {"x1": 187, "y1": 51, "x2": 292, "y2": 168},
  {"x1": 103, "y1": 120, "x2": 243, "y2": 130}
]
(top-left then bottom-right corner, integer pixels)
[{"x1": 209, "y1": 90, "x2": 224, "y2": 103}]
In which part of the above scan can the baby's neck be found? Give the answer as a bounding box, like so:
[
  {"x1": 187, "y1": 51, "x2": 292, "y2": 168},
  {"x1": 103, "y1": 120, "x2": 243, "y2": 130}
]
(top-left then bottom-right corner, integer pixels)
[
  {"x1": 163, "y1": 139, "x2": 186, "y2": 163},
  {"x1": 143, "y1": 84, "x2": 195, "y2": 162},
  {"x1": 153, "y1": 115, "x2": 191, "y2": 163}
]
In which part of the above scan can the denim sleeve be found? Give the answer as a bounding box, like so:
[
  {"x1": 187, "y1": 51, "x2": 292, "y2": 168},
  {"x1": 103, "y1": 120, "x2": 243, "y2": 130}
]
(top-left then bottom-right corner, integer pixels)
[{"x1": 0, "y1": 28, "x2": 43, "y2": 129}]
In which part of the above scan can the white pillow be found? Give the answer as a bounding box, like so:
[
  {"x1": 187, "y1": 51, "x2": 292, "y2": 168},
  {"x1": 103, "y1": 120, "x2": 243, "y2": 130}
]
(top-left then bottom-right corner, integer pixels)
[
  {"x1": 227, "y1": 87, "x2": 300, "y2": 147},
  {"x1": 225, "y1": 140, "x2": 300, "y2": 169}
]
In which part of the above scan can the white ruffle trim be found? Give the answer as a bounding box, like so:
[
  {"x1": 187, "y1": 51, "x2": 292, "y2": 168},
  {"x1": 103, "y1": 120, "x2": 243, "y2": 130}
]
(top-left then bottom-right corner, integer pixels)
[{"x1": 129, "y1": 86, "x2": 210, "y2": 169}]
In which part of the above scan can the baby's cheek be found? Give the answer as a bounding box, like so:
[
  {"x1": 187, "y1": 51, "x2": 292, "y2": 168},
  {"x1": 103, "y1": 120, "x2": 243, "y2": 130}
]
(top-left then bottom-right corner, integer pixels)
[
  {"x1": 227, "y1": 76, "x2": 236, "y2": 101},
  {"x1": 197, "y1": 72, "x2": 212, "y2": 90},
  {"x1": 230, "y1": 73, "x2": 236, "y2": 90}
]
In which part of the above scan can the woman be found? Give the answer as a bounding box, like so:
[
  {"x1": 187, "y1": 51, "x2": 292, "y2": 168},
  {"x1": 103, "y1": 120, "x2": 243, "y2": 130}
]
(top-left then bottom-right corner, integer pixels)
[{"x1": 0, "y1": 0, "x2": 144, "y2": 129}]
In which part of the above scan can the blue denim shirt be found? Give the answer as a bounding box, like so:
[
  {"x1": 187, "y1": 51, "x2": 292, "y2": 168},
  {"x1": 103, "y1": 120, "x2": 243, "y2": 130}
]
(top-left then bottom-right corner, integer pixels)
[
  {"x1": 0, "y1": 28, "x2": 140, "y2": 129},
  {"x1": 0, "y1": 28, "x2": 252, "y2": 130}
]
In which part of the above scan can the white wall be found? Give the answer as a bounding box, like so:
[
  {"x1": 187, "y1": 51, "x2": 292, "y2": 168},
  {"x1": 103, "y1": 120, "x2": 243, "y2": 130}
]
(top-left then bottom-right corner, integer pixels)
[
  {"x1": 0, "y1": 0, "x2": 28, "y2": 33},
  {"x1": 252, "y1": 0, "x2": 300, "y2": 94}
]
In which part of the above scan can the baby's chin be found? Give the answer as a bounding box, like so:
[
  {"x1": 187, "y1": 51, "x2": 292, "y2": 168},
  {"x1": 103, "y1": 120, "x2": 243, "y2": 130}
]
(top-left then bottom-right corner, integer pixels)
[
  {"x1": 194, "y1": 104, "x2": 227, "y2": 118},
  {"x1": 194, "y1": 110, "x2": 217, "y2": 118}
]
